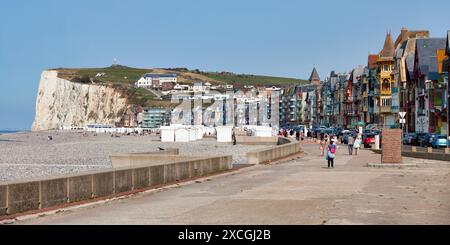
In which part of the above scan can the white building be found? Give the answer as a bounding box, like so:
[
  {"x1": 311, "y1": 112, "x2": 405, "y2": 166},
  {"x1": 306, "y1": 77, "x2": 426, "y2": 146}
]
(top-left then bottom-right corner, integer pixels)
[
  {"x1": 135, "y1": 74, "x2": 177, "y2": 88},
  {"x1": 193, "y1": 83, "x2": 208, "y2": 93}
]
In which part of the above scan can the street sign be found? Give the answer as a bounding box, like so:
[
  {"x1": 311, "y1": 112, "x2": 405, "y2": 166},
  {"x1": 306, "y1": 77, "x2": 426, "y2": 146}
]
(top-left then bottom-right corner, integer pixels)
[
  {"x1": 399, "y1": 112, "x2": 406, "y2": 119},
  {"x1": 400, "y1": 118, "x2": 406, "y2": 124}
]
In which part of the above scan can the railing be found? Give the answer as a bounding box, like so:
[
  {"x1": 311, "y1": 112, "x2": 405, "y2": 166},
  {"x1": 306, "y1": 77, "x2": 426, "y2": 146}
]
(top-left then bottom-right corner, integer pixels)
[{"x1": 380, "y1": 106, "x2": 391, "y2": 113}]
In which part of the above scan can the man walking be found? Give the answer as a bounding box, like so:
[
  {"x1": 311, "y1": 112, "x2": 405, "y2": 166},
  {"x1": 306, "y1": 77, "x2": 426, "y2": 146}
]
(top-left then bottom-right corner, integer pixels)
[{"x1": 347, "y1": 135, "x2": 354, "y2": 155}]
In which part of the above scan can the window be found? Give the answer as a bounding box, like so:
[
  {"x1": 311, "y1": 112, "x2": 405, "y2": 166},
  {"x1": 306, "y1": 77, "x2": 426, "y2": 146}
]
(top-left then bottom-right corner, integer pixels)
[
  {"x1": 419, "y1": 97, "x2": 425, "y2": 110},
  {"x1": 382, "y1": 79, "x2": 391, "y2": 92}
]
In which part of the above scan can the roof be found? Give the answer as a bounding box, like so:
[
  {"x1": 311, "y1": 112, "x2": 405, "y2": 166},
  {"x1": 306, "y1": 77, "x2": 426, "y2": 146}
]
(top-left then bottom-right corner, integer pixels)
[
  {"x1": 368, "y1": 54, "x2": 379, "y2": 69},
  {"x1": 297, "y1": 84, "x2": 318, "y2": 92},
  {"x1": 308, "y1": 67, "x2": 321, "y2": 82},
  {"x1": 352, "y1": 66, "x2": 364, "y2": 84},
  {"x1": 144, "y1": 73, "x2": 177, "y2": 78},
  {"x1": 403, "y1": 38, "x2": 418, "y2": 79},
  {"x1": 394, "y1": 27, "x2": 430, "y2": 48},
  {"x1": 443, "y1": 57, "x2": 450, "y2": 73},
  {"x1": 379, "y1": 32, "x2": 395, "y2": 58},
  {"x1": 395, "y1": 43, "x2": 405, "y2": 59},
  {"x1": 447, "y1": 31, "x2": 450, "y2": 54},
  {"x1": 362, "y1": 67, "x2": 370, "y2": 76},
  {"x1": 338, "y1": 74, "x2": 349, "y2": 86},
  {"x1": 416, "y1": 38, "x2": 446, "y2": 80}
]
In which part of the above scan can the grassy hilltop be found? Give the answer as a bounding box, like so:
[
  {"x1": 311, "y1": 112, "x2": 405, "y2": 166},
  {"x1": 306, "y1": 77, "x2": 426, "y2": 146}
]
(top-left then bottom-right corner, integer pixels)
[{"x1": 52, "y1": 65, "x2": 308, "y2": 108}]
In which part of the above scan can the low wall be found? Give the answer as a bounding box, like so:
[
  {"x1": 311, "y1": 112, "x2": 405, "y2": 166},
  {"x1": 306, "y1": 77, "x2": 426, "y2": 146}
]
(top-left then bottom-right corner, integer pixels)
[
  {"x1": 111, "y1": 148, "x2": 189, "y2": 168},
  {"x1": 236, "y1": 136, "x2": 278, "y2": 145},
  {"x1": 370, "y1": 149, "x2": 450, "y2": 161},
  {"x1": 128, "y1": 148, "x2": 179, "y2": 155},
  {"x1": 246, "y1": 138, "x2": 302, "y2": 164},
  {"x1": 0, "y1": 155, "x2": 232, "y2": 217},
  {"x1": 111, "y1": 155, "x2": 201, "y2": 168}
]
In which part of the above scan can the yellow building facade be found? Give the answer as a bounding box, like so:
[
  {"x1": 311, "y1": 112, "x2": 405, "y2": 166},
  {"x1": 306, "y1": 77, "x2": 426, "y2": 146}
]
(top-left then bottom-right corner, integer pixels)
[{"x1": 376, "y1": 32, "x2": 396, "y2": 126}]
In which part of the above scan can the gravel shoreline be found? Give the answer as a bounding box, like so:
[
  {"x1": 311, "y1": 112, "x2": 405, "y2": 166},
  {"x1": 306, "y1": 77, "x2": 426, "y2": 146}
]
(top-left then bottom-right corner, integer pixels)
[{"x1": 0, "y1": 131, "x2": 268, "y2": 182}]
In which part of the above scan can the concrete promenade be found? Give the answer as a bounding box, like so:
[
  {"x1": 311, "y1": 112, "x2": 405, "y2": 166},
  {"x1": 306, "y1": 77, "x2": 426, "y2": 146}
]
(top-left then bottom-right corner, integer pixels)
[{"x1": 13, "y1": 143, "x2": 450, "y2": 225}]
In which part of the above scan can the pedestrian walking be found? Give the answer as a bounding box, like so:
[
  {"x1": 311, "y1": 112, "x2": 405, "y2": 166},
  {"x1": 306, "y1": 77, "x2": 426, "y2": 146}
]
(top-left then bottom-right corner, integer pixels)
[
  {"x1": 353, "y1": 135, "x2": 362, "y2": 155},
  {"x1": 296, "y1": 130, "x2": 300, "y2": 141},
  {"x1": 319, "y1": 138, "x2": 325, "y2": 156},
  {"x1": 326, "y1": 139, "x2": 337, "y2": 168},
  {"x1": 232, "y1": 131, "x2": 237, "y2": 145},
  {"x1": 347, "y1": 135, "x2": 354, "y2": 155}
]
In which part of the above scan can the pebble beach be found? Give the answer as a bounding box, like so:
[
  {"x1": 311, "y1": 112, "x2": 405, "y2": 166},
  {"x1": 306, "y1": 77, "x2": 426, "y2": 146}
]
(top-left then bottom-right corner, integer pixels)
[{"x1": 0, "y1": 131, "x2": 268, "y2": 182}]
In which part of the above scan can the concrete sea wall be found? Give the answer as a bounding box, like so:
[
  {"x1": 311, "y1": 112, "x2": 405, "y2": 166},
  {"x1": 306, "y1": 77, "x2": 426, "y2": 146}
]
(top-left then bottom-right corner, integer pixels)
[
  {"x1": 0, "y1": 155, "x2": 232, "y2": 217},
  {"x1": 235, "y1": 136, "x2": 278, "y2": 145},
  {"x1": 246, "y1": 138, "x2": 303, "y2": 164}
]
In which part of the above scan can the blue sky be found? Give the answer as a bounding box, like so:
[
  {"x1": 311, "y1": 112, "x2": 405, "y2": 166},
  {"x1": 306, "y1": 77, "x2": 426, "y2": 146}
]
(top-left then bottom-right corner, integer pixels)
[{"x1": 1, "y1": 0, "x2": 449, "y2": 130}]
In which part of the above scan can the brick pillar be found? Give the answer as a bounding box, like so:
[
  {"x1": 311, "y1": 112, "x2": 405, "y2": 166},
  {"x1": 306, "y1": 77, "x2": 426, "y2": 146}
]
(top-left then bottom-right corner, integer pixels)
[{"x1": 381, "y1": 129, "x2": 403, "y2": 164}]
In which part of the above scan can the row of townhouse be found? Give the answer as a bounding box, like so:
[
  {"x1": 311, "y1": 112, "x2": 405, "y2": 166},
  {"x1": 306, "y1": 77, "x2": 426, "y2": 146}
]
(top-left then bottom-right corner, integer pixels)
[{"x1": 279, "y1": 28, "x2": 450, "y2": 135}]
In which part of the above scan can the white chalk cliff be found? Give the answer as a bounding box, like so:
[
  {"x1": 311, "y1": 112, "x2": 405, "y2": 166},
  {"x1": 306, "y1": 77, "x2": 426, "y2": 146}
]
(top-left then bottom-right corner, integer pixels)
[{"x1": 32, "y1": 70, "x2": 129, "y2": 131}]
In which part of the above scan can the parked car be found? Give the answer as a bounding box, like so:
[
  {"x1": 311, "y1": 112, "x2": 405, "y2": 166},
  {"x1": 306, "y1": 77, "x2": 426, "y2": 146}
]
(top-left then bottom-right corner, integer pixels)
[
  {"x1": 366, "y1": 124, "x2": 378, "y2": 130},
  {"x1": 416, "y1": 133, "x2": 432, "y2": 147},
  {"x1": 323, "y1": 128, "x2": 334, "y2": 135},
  {"x1": 294, "y1": 125, "x2": 305, "y2": 132},
  {"x1": 403, "y1": 133, "x2": 416, "y2": 145},
  {"x1": 402, "y1": 133, "x2": 409, "y2": 145},
  {"x1": 341, "y1": 129, "x2": 350, "y2": 134},
  {"x1": 363, "y1": 134, "x2": 376, "y2": 148},
  {"x1": 363, "y1": 129, "x2": 373, "y2": 135},
  {"x1": 431, "y1": 135, "x2": 448, "y2": 148}
]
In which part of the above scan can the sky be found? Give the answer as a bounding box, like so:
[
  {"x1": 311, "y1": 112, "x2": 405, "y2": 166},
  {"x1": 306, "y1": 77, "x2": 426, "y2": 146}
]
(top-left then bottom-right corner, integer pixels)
[{"x1": 1, "y1": 0, "x2": 450, "y2": 130}]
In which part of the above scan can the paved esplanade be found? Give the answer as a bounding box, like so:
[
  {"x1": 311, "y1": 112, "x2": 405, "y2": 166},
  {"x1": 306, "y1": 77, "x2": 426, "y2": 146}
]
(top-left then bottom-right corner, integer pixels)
[{"x1": 16, "y1": 143, "x2": 450, "y2": 225}]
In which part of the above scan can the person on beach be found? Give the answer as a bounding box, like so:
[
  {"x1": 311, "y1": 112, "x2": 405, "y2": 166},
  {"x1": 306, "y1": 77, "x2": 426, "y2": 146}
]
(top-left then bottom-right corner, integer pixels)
[{"x1": 326, "y1": 139, "x2": 337, "y2": 168}]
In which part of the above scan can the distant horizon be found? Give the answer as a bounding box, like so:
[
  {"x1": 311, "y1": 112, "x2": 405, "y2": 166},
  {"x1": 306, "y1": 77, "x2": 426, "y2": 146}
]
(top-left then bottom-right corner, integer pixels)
[{"x1": 1, "y1": 0, "x2": 450, "y2": 130}]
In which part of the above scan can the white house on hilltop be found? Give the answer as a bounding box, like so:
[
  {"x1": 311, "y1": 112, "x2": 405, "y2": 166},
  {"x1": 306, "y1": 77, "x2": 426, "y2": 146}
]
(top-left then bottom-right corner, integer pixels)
[{"x1": 135, "y1": 74, "x2": 177, "y2": 88}]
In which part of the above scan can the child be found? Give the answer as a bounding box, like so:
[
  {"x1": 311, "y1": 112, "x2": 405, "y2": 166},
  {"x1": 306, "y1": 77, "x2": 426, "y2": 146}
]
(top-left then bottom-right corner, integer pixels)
[{"x1": 326, "y1": 140, "x2": 337, "y2": 168}]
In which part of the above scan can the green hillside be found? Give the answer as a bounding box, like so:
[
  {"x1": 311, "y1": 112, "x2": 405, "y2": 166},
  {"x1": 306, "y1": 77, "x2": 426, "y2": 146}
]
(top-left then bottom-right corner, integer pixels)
[
  {"x1": 52, "y1": 65, "x2": 308, "y2": 108},
  {"x1": 202, "y1": 72, "x2": 307, "y2": 86},
  {"x1": 55, "y1": 65, "x2": 153, "y2": 85}
]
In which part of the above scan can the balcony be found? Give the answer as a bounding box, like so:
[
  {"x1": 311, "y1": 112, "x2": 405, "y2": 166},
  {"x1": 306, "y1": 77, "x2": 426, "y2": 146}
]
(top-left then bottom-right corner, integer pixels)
[
  {"x1": 380, "y1": 89, "x2": 391, "y2": 95},
  {"x1": 380, "y1": 106, "x2": 391, "y2": 113}
]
